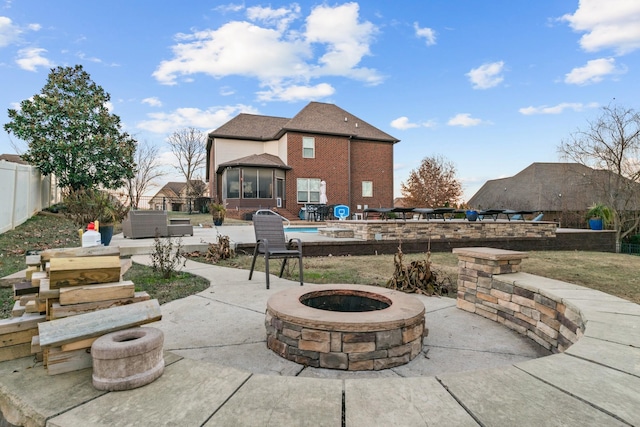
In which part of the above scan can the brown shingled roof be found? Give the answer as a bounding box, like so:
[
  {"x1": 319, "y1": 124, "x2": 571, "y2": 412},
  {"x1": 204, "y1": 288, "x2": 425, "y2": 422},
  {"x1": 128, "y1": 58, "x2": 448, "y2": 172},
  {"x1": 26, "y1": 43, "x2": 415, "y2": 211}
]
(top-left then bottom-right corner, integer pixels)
[
  {"x1": 0, "y1": 154, "x2": 28, "y2": 165},
  {"x1": 468, "y1": 162, "x2": 638, "y2": 211},
  {"x1": 211, "y1": 114, "x2": 290, "y2": 141},
  {"x1": 282, "y1": 102, "x2": 399, "y2": 142},
  {"x1": 216, "y1": 153, "x2": 291, "y2": 173},
  {"x1": 208, "y1": 102, "x2": 399, "y2": 143}
]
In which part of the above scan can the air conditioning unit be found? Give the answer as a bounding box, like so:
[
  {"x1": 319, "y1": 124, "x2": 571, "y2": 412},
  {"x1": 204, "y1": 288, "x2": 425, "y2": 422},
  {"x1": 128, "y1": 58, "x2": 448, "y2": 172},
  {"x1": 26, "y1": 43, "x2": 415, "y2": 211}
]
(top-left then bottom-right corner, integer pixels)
[{"x1": 276, "y1": 197, "x2": 282, "y2": 208}]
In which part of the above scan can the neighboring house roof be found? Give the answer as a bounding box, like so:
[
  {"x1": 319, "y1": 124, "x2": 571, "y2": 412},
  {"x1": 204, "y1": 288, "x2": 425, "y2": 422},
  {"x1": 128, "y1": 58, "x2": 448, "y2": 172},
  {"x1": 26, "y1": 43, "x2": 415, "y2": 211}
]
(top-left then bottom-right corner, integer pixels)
[
  {"x1": 468, "y1": 162, "x2": 637, "y2": 211},
  {"x1": 208, "y1": 102, "x2": 399, "y2": 143},
  {"x1": 150, "y1": 180, "x2": 206, "y2": 201},
  {"x1": 0, "y1": 154, "x2": 28, "y2": 165},
  {"x1": 217, "y1": 153, "x2": 291, "y2": 173}
]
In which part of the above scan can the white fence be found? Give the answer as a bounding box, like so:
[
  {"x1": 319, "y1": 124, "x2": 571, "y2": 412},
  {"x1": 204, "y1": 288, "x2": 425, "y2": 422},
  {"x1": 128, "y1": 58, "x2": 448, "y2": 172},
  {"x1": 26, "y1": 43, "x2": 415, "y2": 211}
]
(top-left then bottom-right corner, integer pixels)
[{"x1": 0, "y1": 161, "x2": 60, "y2": 234}]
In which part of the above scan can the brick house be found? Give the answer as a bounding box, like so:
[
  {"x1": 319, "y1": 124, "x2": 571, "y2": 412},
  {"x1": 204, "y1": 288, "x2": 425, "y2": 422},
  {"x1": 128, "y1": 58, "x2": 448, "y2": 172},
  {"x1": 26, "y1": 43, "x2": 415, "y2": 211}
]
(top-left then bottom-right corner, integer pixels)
[
  {"x1": 468, "y1": 162, "x2": 640, "y2": 228},
  {"x1": 149, "y1": 180, "x2": 208, "y2": 212},
  {"x1": 206, "y1": 102, "x2": 399, "y2": 219}
]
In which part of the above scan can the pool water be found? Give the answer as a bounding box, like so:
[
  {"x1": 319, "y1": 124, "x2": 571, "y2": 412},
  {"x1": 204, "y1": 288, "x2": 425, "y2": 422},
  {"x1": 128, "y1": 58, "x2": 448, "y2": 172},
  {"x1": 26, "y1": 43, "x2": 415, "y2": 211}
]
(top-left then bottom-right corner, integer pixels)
[{"x1": 285, "y1": 227, "x2": 319, "y2": 233}]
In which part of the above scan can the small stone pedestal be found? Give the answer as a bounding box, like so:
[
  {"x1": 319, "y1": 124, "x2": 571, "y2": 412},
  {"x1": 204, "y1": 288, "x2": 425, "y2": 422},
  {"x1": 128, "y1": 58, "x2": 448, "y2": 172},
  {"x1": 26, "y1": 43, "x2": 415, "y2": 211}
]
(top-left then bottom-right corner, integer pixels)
[{"x1": 92, "y1": 327, "x2": 165, "y2": 391}]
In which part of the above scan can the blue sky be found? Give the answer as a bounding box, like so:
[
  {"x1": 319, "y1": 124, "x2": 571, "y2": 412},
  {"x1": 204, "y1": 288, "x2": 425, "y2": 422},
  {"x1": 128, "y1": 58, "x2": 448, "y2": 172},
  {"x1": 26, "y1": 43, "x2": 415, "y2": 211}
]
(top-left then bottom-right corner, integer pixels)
[{"x1": 1, "y1": 1, "x2": 639, "y2": 201}]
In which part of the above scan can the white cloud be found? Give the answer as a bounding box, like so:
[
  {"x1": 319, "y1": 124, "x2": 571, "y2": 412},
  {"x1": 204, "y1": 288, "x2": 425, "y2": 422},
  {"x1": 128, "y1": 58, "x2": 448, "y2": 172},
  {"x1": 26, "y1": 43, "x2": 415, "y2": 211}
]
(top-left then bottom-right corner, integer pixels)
[
  {"x1": 466, "y1": 61, "x2": 505, "y2": 89},
  {"x1": 0, "y1": 16, "x2": 41, "y2": 48},
  {"x1": 519, "y1": 102, "x2": 599, "y2": 115},
  {"x1": 142, "y1": 97, "x2": 163, "y2": 107},
  {"x1": 247, "y1": 4, "x2": 300, "y2": 32},
  {"x1": 256, "y1": 82, "x2": 334, "y2": 102},
  {"x1": 220, "y1": 86, "x2": 235, "y2": 96},
  {"x1": 0, "y1": 16, "x2": 20, "y2": 47},
  {"x1": 564, "y1": 57, "x2": 625, "y2": 85},
  {"x1": 414, "y1": 22, "x2": 436, "y2": 46},
  {"x1": 390, "y1": 116, "x2": 437, "y2": 130},
  {"x1": 137, "y1": 104, "x2": 260, "y2": 134},
  {"x1": 561, "y1": 0, "x2": 640, "y2": 54},
  {"x1": 391, "y1": 116, "x2": 419, "y2": 130},
  {"x1": 447, "y1": 113, "x2": 482, "y2": 127},
  {"x1": 15, "y1": 47, "x2": 53, "y2": 71},
  {"x1": 214, "y1": 3, "x2": 245, "y2": 14},
  {"x1": 153, "y1": 3, "x2": 382, "y2": 98}
]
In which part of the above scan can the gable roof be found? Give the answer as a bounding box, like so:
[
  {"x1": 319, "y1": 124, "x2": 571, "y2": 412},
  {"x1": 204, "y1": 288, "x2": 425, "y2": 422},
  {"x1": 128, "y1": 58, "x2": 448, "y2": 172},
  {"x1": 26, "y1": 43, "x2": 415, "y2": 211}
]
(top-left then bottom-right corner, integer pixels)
[
  {"x1": 151, "y1": 180, "x2": 205, "y2": 200},
  {"x1": 468, "y1": 162, "x2": 637, "y2": 211},
  {"x1": 217, "y1": 153, "x2": 291, "y2": 173},
  {"x1": 208, "y1": 102, "x2": 399, "y2": 143},
  {"x1": 211, "y1": 114, "x2": 290, "y2": 141},
  {"x1": 0, "y1": 154, "x2": 28, "y2": 165}
]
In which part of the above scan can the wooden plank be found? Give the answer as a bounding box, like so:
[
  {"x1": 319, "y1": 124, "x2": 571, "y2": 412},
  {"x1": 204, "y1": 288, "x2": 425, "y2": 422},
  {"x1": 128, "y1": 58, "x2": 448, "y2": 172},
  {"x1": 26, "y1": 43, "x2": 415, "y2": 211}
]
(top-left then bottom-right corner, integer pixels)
[
  {"x1": 11, "y1": 300, "x2": 25, "y2": 317},
  {"x1": 0, "y1": 328, "x2": 39, "y2": 348},
  {"x1": 24, "y1": 299, "x2": 46, "y2": 314},
  {"x1": 31, "y1": 335, "x2": 41, "y2": 354},
  {"x1": 40, "y1": 246, "x2": 121, "y2": 262},
  {"x1": 0, "y1": 342, "x2": 32, "y2": 362},
  {"x1": 46, "y1": 347, "x2": 93, "y2": 375},
  {"x1": 61, "y1": 337, "x2": 98, "y2": 352},
  {"x1": 39, "y1": 278, "x2": 59, "y2": 299},
  {"x1": 31, "y1": 271, "x2": 47, "y2": 287},
  {"x1": 12, "y1": 281, "x2": 39, "y2": 297},
  {"x1": 59, "y1": 280, "x2": 135, "y2": 305},
  {"x1": 38, "y1": 299, "x2": 161, "y2": 348},
  {"x1": 25, "y1": 266, "x2": 38, "y2": 280},
  {"x1": 19, "y1": 293, "x2": 37, "y2": 306},
  {"x1": 0, "y1": 313, "x2": 46, "y2": 335},
  {"x1": 49, "y1": 292, "x2": 151, "y2": 319},
  {"x1": 25, "y1": 254, "x2": 41, "y2": 266},
  {"x1": 49, "y1": 255, "x2": 121, "y2": 288}
]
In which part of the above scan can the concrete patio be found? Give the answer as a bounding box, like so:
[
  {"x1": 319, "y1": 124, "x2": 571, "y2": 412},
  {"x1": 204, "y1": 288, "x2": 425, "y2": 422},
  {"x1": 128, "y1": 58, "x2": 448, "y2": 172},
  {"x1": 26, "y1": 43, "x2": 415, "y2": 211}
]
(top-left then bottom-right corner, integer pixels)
[{"x1": 0, "y1": 234, "x2": 638, "y2": 426}]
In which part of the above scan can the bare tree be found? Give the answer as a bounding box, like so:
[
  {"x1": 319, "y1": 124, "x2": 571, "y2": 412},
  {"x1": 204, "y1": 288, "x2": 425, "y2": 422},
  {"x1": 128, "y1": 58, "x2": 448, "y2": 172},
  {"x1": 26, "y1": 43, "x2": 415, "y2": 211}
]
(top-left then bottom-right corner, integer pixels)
[
  {"x1": 125, "y1": 140, "x2": 166, "y2": 209},
  {"x1": 400, "y1": 154, "x2": 462, "y2": 207},
  {"x1": 167, "y1": 128, "x2": 206, "y2": 203},
  {"x1": 558, "y1": 104, "x2": 640, "y2": 244}
]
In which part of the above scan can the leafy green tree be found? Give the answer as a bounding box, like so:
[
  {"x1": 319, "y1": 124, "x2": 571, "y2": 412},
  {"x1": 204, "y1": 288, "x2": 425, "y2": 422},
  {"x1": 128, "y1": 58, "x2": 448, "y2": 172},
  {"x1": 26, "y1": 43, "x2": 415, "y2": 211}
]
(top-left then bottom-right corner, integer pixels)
[{"x1": 4, "y1": 65, "x2": 136, "y2": 191}]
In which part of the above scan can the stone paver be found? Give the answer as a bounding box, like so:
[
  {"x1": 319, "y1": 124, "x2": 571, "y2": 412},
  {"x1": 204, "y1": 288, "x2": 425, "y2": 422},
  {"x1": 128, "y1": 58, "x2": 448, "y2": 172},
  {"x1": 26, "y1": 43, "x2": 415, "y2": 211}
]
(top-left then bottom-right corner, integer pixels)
[
  {"x1": 516, "y1": 353, "x2": 640, "y2": 426},
  {"x1": 48, "y1": 357, "x2": 251, "y2": 427},
  {"x1": 206, "y1": 375, "x2": 342, "y2": 426},
  {"x1": 439, "y1": 366, "x2": 627, "y2": 427},
  {"x1": 345, "y1": 377, "x2": 477, "y2": 427}
]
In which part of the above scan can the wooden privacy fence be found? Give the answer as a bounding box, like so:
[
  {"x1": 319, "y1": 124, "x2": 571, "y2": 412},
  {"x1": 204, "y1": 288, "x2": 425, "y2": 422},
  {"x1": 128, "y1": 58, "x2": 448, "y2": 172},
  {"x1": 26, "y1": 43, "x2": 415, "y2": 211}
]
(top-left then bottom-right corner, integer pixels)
[{"x1": 0, "y1": 161, "x2": 60, "y2": 234}]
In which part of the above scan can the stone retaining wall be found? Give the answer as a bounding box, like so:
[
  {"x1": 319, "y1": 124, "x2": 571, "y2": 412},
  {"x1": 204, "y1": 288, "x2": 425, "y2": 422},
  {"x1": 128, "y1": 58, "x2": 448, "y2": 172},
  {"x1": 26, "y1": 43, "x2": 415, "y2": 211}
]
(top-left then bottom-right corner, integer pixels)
[
  {"x1": 453, "y1": 247, "x2": 584, "y2": 352},
  {"x1": 328, "y1": 219, "x2": 557, "y2": 241}
]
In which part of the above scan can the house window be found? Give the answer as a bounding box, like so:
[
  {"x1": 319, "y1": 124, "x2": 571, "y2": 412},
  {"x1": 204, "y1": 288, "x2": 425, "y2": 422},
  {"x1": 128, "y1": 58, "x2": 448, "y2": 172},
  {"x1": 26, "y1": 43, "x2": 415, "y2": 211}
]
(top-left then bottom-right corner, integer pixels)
[
  {"x1": 297, "y1": 178, "x2": 321, "y2": 203},
  {"x1": 243, "y1": 168, "x2": 258, "y2": 198},
  {"x1": 302, "y1": 137, "x2": 315, "y2": 158},
  {"x1": 258, "y1": 169, "x2": 273, "y2": 198},
  {"x1": 362, "y1": 181, "x2": 373, "y2": 197},
  {"x1": 225, "y1": 168, "x2": 240, "y2": 199}
]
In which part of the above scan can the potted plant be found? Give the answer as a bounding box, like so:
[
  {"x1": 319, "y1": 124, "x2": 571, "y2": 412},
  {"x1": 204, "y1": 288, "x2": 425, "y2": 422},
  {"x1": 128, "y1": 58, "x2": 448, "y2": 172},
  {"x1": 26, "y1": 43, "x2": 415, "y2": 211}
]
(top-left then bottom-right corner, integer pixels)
[
  {"x1": 586, "y1": 202, "x2": 613, "y2": 230},
  {"x1": 63, "y1": 189, "x2": 129, "y2": 246},
  {"x1": 209, "y1": 202, "x2": 226, "y2": 226}
]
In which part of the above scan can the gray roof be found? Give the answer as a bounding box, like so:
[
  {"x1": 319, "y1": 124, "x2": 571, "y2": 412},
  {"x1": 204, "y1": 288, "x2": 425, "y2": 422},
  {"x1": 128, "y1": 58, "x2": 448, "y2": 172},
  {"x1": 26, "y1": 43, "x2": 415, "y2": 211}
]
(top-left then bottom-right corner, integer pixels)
[
  {"x1": 468, "y1": 162, "x2": 638, "y2": 211},
  {"x1": 208, "y1": 102, "x2": 399, "y2": 143},
  {"x1": 216, "y1": 153, "x2": 291, "y2": 173},
  {"x1": 0, "y1": 154, "x2": 28, "y2": 165}
]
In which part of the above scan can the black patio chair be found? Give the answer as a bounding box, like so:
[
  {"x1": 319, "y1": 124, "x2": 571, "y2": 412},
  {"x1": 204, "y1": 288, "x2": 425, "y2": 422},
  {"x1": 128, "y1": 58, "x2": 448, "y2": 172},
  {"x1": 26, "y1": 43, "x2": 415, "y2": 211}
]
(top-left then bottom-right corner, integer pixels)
[{"x1": 249, "y1": 214, "x2": 304, "y2": 289}]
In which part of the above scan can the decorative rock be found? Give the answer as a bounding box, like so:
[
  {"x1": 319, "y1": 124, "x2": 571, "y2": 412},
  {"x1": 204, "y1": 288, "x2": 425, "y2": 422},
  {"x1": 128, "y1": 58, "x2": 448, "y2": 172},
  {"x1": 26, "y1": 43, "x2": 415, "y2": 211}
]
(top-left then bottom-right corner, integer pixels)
[{"x1": 92, "y1": 327, "x2": 164, "y2": 391}]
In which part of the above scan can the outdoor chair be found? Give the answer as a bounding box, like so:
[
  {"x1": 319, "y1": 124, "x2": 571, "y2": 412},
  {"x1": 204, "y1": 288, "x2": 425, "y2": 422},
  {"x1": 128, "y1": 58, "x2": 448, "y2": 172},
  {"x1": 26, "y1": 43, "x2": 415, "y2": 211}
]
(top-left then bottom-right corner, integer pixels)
[{"x1": 249, "y1": 214, "x2": 304, "y2": 289}]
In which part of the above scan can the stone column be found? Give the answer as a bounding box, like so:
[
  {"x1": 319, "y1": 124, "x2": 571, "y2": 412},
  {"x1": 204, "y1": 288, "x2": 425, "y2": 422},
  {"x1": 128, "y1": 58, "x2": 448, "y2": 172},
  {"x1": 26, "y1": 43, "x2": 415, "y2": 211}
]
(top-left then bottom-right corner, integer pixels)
[{"x1": 452, "y1": 247, "x2": 528, "y2": 317}]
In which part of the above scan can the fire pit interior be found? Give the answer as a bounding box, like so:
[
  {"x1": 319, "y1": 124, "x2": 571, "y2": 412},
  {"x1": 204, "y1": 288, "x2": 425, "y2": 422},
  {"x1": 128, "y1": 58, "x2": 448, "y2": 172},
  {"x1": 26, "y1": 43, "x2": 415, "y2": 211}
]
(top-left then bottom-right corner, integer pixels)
[
  {"x1": 266, "y1": 284, "x2": 426, "y2": 371},
  {"x1": 300, "y1": 290, "x2": 391, "y2": 312}
]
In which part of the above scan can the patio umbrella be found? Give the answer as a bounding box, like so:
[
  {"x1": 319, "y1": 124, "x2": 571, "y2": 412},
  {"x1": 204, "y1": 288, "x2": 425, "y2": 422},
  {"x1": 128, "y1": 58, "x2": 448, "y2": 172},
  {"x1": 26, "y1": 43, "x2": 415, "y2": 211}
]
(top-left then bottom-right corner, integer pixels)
[{"x1": 319, "y1": 180, "x2": 328, "y2": 204}]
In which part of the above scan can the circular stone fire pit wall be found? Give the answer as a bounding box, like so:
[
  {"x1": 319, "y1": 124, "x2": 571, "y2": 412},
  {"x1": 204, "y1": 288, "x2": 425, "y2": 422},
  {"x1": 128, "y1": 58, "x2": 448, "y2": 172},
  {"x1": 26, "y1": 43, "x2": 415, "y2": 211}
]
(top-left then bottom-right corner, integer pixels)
[{"x1": 265, "y1": 284, "x2": 426, "y2": 371}]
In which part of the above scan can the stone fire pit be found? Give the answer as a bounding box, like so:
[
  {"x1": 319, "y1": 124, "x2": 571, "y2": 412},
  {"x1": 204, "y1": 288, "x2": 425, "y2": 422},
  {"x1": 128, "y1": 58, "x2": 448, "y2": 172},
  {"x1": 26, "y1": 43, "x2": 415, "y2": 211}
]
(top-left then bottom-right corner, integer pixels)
[{"x1": 265, "y1": 284, "x2": 426, "y2": 371}]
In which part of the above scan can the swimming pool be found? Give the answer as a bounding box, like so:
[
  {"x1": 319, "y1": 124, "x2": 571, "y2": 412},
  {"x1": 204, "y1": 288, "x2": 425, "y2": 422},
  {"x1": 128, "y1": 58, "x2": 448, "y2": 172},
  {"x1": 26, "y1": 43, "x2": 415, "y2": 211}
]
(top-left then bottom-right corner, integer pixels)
[{"x1": 285, "y1": 227, "x2": 319, "y2": 233}]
